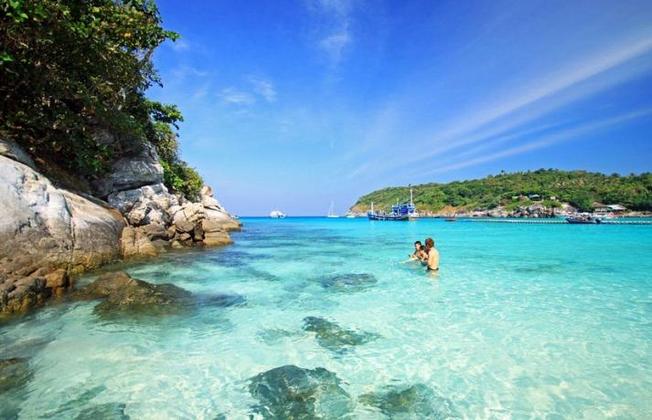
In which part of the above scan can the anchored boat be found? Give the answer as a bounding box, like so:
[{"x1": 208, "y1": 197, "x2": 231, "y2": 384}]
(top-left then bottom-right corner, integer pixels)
[
  {"x1": 566, "y1": 214, "x2": 602, "y2": 224},
  {"x1": 367, "y1": 202, "x2": 416, "y2": 221},
  {"x1": 367, "y1": 187, "x2": 418, "y2": 221},
  {"x1": 269, "y1": 210, "x2": 286, "y2": 219}
]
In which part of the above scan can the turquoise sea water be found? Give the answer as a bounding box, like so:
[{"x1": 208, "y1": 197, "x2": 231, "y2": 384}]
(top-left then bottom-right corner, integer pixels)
[{"x1": 2, "y1": 217, "x2": 652, "y2": 418}]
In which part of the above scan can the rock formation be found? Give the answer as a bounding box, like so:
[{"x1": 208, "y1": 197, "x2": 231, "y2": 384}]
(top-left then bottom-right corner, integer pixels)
[{"x1": 0, "y1": 139, "x2": 239, "y2": 315}]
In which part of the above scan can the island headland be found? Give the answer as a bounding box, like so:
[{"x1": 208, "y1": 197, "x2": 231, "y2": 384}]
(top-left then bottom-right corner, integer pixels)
[{"x1": 350, "y1": 169, "x2": 651, "y2": 218}]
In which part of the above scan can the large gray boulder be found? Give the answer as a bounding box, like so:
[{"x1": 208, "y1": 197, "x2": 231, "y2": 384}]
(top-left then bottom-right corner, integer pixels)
[
  {"x1": 0, "y1": 155, "x2": 125, "y2": 315},
  {"x1": 95, "y1": 143, "x2": 164, "y2": 197}
]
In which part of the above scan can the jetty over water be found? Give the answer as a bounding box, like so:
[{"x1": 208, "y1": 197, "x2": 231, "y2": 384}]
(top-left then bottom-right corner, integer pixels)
[{"x1": 461, "y1": 218, "x2": 652, "y2": 225}]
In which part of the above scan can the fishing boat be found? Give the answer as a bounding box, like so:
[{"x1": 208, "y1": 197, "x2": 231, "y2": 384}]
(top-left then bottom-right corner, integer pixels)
[
  {"x1": 367, "y1": 187, "x2": 418, "y2": 221},
  {"x1": 327, "y1": 201, "x2": 339, "y2": 218},
  {"x1": 269, "y1": 210, "x2": 286, "y2": 219},
  {"x1": 367, "y1": 201, "x2": 415, "y2": 221}
]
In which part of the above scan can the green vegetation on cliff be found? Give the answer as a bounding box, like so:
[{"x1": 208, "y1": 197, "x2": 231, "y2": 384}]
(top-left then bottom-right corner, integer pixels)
[
  {"x1": 352, "y1": 170, "x2": 652, "y2": 213},
  {"x1": 0, "y1": 0, "x2": 201, "y2": 199}
]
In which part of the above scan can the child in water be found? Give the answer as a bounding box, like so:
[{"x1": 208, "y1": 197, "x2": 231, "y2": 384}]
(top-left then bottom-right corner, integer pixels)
[{"x1": 410, "y1": 241, "x2": 428, "y2": 262}]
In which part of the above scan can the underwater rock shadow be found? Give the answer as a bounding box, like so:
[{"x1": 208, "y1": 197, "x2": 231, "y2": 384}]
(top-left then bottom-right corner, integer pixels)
[
  {"x1": 359, "y1": 383, "x2": 460, "y2": 419},
  {"x1": 0, "y1": 357, "x2": 34, "y2": 419},
  {"x1": 319, "y1": 273, "x2": 378, "y2": 292},
  {"x1": 303, "y1": 316, "x2": 380, "y2": 353},
  {"x1": 0, "y1": 357, "x2": 33, "y2": 394}
]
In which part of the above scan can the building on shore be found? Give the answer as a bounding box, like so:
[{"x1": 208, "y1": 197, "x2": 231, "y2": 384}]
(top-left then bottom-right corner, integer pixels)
[{"x1": 594, "y1": 203, "x2": 627, "y2": 216}]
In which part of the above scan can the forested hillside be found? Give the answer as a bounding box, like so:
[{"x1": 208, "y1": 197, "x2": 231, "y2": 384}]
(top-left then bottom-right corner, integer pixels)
[
  {"x1": 0, "y1": 0, "x2": 202, "y2": 199},
  {"x1": 351, "y1": 170, "x2": 652, "y2": 213}
]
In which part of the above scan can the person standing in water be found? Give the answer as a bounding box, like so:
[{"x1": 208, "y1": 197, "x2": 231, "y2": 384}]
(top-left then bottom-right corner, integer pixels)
[
  {"x1": 424, "y1": 237, "x2": 439, "y2": 271},
  {"x1": 410, "y1": 241, "x2": 428, "y2": 261}
]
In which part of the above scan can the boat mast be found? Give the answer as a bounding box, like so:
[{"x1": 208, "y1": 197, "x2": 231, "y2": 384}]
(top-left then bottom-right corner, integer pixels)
[{"x1": 410, "y1": 186, "x2": 413, "y2": 206}]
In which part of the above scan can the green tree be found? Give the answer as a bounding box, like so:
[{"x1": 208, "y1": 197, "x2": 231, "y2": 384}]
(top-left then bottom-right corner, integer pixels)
[{"x1": 0, "y1": 0, "x2": 203, "y2": 199}]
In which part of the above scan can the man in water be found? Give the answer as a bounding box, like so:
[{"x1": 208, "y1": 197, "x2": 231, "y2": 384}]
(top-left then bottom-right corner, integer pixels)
[
  {"x1": 424, "y1": 237, "x2": 439, "y2": 271},
  {"x1": 410, "y1": 241, "x2": 427, "y2": 261}
]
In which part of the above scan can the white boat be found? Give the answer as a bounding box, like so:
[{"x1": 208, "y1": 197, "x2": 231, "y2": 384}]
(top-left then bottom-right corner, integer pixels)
[
  {"x1": 345, "y1": 212, "x2": 356, "y2": 218},
  {"x1": 269, "y1": 210, "x2": 286, "y2": 219},
  {"x1": 327, "y1": 201, "x2": 339, "y2": 218}
]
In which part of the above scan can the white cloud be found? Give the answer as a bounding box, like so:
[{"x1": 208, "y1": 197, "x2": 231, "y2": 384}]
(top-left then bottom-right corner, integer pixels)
[
  {"x1": 219, "y1": 87, "x2": 256, "y2": 106},
  {"x1": 249, "y1": 77, "x2": 277, "y2": 102}
]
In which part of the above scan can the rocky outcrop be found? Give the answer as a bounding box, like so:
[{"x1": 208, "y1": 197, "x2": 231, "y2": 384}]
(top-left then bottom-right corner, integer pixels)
[
  {"x1": 101, "y1": 146, "x2": 240, "y2": 259},
  {"x1": 0, "y1": 139, "x2": 239, "y2": 315},
  {"x1": 0, "y1": 149, "x2": 125, "y2": 314},
  {"x1": 108, "y1": 184, "x2": 237, "y2": 258}
]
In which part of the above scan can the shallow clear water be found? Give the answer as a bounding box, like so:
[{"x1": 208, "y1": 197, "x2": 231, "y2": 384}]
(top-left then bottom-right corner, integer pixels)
[{"x1": 2, "y1": 217, "x2": 652, "y2": 418}]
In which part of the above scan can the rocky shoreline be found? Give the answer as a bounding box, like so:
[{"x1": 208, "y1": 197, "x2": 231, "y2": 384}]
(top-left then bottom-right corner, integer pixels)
[{"x1": 0, "y1": 139, "x2": 240, "y2": 316}]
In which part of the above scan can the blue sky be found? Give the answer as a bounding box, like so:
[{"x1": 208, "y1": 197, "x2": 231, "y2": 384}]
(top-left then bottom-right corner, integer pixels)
[{"x1": 149, "y1": 0, "x2": 652, "y2": 216}]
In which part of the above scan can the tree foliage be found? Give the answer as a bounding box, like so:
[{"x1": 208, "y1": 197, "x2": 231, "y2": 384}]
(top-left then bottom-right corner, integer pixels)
[
  {"x1": 353, "y1": 170, "x2": 652, "y2": 212},
  {"x1": 0, "y1": 0, "x2": 203, "y2": 198}
]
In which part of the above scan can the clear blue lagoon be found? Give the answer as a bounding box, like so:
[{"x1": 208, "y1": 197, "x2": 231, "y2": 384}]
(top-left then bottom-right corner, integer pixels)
[{"x1": 2, "y1": 217, "x2": 652, "y2": 418}]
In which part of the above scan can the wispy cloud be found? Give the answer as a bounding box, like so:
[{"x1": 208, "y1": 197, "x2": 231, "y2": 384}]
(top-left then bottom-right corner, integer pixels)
[
  {"x1": 347, "y1": 34, "x2": 652, "y2": 179},
  {"x1": 169, "y1": 65, "x2": 209, "y2": 81},
  {"x1": 320, "y1": 29, "x2": 351, "y2": 64},
  {"x1": 249, "y1": 77, "x2": 277, "y2": 102},
  {"x1": 427, "y1": 109, "x2": 652, "y2": 174},
  {"x1": 219, "y1": 87, "x2": 256, "y2": 106},
  {"x1": 307, "y1": 0, "x2": 355, "y2": 66},
  {"x1": 192, "y1": 82, "x2": 211, "y2": 100},
  {"x1": 426, "y1": 36, "x2": 652, "y2": 153}
]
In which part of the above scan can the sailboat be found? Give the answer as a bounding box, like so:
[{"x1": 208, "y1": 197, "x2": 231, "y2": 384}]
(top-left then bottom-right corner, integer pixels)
[{"x1": 327, "y1": 201, "x2": 339, "y2": 218}]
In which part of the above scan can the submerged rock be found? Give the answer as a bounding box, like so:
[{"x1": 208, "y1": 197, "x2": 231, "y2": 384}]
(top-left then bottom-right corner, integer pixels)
[
  {"x1": 0, "y1": 357, "x2": 32, "y2": 394},
  {"x1": 320, "y1": 273, "x2": 377, "y2": 291},
  {"x1": 75, "y1": 403, "x2": 130, "y2": 420},
  {"x1": 77, "y1": 271, "x2": 193, "y2": 317},
  {"x1": 77, "y1": 271, "x2": 245, "y2": 318},
  {"x1": 359, "y1": 383, "x2": 459, "y2": 419},
  {"x1": 249, "y1": 365, "x2": 354, "y2": 419},
  {"x1": 303, "y1": 316, "x2": 378, "y2": 352}
]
